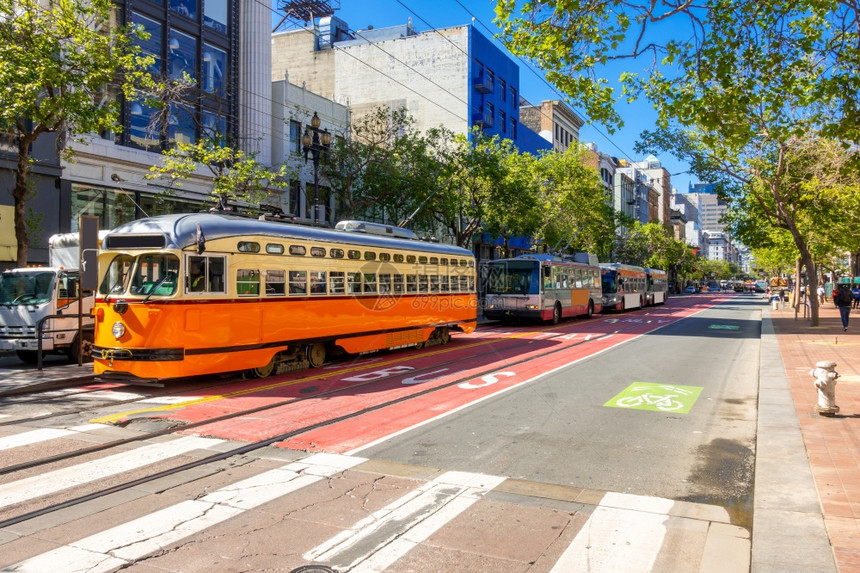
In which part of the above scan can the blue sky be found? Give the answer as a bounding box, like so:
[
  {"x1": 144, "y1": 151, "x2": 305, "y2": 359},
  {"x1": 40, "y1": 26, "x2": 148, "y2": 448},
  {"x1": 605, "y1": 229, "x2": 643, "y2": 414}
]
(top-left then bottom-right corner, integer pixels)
[{"x1": 273, "y1": 0, "x2": 695, "y2": 192}]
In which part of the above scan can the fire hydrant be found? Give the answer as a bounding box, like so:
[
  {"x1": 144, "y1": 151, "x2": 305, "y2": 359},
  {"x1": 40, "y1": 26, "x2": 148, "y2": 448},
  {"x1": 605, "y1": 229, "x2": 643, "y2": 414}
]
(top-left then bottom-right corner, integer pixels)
[{"x1": 810, "y1": 360, "x2": 840, "y2": 416}]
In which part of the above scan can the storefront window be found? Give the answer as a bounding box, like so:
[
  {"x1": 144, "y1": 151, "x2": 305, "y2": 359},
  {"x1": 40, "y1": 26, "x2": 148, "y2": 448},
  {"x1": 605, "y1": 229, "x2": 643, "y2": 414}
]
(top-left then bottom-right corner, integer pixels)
[
  {"x1": 169, "y1": 28, "x2": 197, "y2": 82},
  {"x1": 202, "y1": 43, "x2": 227, "y2": 96},
  {"x1": 169, "y1": 0, "x2": 197, "y2": 20},
  {"x1": 132, "y1": 12, "x2": 162, "y2": 75}
]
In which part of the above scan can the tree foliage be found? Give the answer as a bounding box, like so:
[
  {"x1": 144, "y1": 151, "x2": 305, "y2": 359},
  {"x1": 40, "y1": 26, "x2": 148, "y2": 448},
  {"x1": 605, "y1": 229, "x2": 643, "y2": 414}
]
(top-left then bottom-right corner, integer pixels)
[
  {"x1": 496, "y1": 0, "x2": 860, "y2": 324},
  {"x1": 321, "y1": 106, "x2": 441, "y2": 229},
  {"x1": 146, "y1": 139, "x2": 293, "y2": 212},
  {"x1": 0, "y1": 0, "x2": 152, "y2": 265}
]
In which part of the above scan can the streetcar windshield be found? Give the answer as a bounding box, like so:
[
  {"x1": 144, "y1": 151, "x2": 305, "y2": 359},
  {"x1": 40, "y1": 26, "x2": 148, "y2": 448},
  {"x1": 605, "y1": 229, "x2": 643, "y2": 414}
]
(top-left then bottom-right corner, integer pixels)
[
  {"x1": 486, "y1": 262, "x2": 540, "y2": 295},
  {"x1": 99, "y1": 253, "x2": 180, "y2": 297},
  {"x1": 0, "y1": 271, "x2": 55, "y2": 306}
]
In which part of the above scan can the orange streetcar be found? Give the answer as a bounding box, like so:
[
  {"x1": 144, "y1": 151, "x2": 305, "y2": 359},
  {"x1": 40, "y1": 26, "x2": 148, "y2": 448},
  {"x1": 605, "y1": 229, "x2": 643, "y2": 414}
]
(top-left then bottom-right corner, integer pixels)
[{"x1": 92, "y1": 213, "x2": 477, "y2": 384}]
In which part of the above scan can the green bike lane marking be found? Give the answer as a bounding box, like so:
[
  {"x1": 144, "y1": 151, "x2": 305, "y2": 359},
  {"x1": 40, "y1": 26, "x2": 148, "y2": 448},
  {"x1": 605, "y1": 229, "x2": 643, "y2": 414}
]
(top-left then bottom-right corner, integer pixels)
[{"x1": 605, "y1": 382, "x2": 704, "y2": 413}]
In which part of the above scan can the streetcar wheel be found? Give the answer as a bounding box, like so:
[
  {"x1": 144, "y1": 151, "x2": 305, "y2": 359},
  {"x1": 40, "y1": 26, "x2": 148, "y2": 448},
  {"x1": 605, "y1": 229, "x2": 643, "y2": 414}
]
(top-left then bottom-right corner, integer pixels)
[
  {"x1": 439, "y1": 327, "x2": 451, "y2": 345},
  {"x1": 307, "y1": 342, "x2": 326, "y2": 368},
  {"x1": 69, "y1": 331, "x2": 94, "y2": 364},
  {"x1": 551, "y1": 303, "x2": 562, "y2": 325},
  {"x1": 251, "y1": 357, "x2": 276, "y2": 378}
]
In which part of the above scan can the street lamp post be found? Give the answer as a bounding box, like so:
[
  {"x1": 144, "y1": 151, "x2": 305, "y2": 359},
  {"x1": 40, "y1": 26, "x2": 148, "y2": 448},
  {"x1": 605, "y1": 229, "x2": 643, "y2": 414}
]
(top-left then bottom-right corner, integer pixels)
[{"x1": 301, "y1": 112, "x2": 332, "y2": 226}]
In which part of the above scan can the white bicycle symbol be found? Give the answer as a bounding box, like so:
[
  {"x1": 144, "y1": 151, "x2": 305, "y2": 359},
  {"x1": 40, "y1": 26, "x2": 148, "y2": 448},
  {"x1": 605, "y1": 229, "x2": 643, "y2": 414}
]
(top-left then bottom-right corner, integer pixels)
[{"x1": 616, "y1": 393, "x2": 684, "y2": 411}]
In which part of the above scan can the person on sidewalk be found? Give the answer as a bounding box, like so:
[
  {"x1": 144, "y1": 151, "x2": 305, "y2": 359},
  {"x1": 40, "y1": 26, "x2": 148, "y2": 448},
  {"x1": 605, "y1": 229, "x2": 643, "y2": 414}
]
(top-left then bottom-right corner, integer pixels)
[
  {"x1": 817, "y1": 284, "x2": 826, "y2": 304},
  {"x1": 852, "y1": 284, "x2": 860, "y2": 309},
  {"x1": 834, "y1": 283, "x2": 852, "y2": 331}
]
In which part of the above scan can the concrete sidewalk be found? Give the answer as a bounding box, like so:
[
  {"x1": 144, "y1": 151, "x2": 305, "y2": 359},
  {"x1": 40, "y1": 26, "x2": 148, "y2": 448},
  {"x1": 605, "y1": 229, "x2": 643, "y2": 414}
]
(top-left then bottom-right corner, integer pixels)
[{"x1": 760, "y1": 301, "x2": 859, "y2": 572}]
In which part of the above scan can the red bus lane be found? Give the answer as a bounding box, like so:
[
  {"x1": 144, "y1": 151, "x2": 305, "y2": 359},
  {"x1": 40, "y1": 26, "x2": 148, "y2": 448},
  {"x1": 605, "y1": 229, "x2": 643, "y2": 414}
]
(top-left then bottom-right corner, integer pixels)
[{"x1": 151, "y1": 302, "x2": 707, "y2": 446}]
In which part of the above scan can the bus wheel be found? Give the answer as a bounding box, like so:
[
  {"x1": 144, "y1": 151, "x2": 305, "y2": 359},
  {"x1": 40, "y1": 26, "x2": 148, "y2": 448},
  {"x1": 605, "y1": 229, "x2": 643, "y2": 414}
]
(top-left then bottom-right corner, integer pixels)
[
  {"x1": 251, "y1": 357, "x2": 276, "y2": 378},
  {"x1": 586, "y1": 300, "x2": 594, "y2": 319},
  {"x1": 307, "y1": 342, "x2": 326, "y2": 368},
  {"x1": 551, "y1": 303, "x2": 562, "y2": 325},
  {"x1": 69, "y1": 331, "x2": 94, "y2": 364}
]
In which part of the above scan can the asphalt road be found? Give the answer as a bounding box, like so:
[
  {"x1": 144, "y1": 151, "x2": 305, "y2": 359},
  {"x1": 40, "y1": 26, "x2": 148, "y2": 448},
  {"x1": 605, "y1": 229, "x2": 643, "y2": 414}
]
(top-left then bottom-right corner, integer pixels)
[{"x1": 359, "y1": 298, "x2": 760, "y2": 518}]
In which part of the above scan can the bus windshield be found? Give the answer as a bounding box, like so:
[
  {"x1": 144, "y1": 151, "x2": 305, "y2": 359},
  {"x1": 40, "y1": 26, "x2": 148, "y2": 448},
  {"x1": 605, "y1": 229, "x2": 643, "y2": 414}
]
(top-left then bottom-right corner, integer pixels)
[
  {"x1": 486, "y1": 262, "x2": 540, "y2": 295},
  {"x1": 601, "y1": 275, "x2": 617, "y2": 294},
  {"x1": 0, "y1": 271, "x2": 55, "y2": 306}
]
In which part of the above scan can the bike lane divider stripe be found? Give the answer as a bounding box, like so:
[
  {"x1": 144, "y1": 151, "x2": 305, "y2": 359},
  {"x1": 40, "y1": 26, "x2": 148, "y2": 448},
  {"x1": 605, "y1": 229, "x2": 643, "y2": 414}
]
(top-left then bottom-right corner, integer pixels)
[
  {"x1": 0, "y1": 436, "x2": 224, "y2": 510},
  {"x1": 6, "y1": 453, "x2": 366, "y2": 573}
]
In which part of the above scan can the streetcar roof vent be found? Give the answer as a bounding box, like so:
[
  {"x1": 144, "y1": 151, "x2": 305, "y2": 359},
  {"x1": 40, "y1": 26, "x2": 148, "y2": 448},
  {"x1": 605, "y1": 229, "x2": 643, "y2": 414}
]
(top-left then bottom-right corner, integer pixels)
[
  {"x1": 335, "y1": 220, "x2": 418, "y2": 240},
  {"x1": 570, "y1": 252, "x2": 599, "y2": 265}
]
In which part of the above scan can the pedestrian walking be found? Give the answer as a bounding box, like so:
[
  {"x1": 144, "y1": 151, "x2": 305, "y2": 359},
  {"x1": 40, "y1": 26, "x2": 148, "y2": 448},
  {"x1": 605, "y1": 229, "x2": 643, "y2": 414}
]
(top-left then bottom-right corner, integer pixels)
[
  {"x1": 852, "y1": 284, "x2": 860, "y2": 309},
  {"x1": 817, "y1": 285, "x2": 826, "y2": 304},
  {"x1": 834, "y1": 283, "x2": 852, "y2": 331}
]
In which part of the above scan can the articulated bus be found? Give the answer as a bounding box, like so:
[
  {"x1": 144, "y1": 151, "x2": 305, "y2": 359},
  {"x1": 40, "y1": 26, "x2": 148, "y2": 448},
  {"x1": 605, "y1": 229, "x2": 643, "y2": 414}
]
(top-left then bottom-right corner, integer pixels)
[
  {"x1": 483, "y1": 254, "x2": 603, "y2": 324},
  {"x1": 600, "y1": 263, "x2": 647, "y2": 311},
  {"x1": 644, "y1": 267, "x2": 669, "y2": 305},
  {"x1": 92, "y1": 213, "x2": 477, "y2": 384}
]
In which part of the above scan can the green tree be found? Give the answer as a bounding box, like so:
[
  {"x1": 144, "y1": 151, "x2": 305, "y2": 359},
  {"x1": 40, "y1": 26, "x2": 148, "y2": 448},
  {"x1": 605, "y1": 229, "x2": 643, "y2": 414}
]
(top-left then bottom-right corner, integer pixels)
[
  {"x1": 146, "y1": 139, "x2": 292, "y2": 212},
  {"x1": 534, "y1": 145, "x2": 615, "y2": 258},
  {"x1": 322, "y1": 106, "x2": 442, "y2": 229},
  {"x1": 496, "y1": 0, "x2": 860, "y2": 325},
  {"x1": 0, "y1": 0, "x2": 151, "y2": 265},
  {"x1": 481, "y1": 148, "x2": 542, "y2": 257},
  {"x1": 431, "y1": 129, "x2": 519, "y2": 248}
]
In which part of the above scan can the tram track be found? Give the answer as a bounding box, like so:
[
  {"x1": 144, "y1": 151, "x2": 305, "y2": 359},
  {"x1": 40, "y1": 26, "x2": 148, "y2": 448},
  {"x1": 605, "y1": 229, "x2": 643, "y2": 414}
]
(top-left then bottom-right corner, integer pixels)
[{"x1": 0, "y1": 308, "x2": 689, "y2": 528}]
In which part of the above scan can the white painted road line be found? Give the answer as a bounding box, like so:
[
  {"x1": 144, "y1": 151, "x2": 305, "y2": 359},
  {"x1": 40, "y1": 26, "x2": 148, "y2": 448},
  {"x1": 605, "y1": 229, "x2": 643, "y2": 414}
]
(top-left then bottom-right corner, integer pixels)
[
  {"x1": 7, "y1": 453, "x2": 366, "y2": 573},
  {"x1": 0, "y1": 423, "x2": 107, "y2": 451},
  {"x1": 0, "y1": 435, "x2": 223, "y2": 509},
  {"x1": 305, "y1": 470, "x2": 507, "y2": 572}
]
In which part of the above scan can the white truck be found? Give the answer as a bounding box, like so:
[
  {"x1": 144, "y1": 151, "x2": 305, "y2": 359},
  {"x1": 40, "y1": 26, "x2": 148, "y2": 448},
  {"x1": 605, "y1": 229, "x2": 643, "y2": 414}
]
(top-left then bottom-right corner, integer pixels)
[{"x1": 0, "y1": 233, "x2": 97, "y2": 364}]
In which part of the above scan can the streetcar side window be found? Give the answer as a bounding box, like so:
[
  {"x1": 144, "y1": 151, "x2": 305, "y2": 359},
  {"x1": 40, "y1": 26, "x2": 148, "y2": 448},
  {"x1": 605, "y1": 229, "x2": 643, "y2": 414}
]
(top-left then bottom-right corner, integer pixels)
[
  {"x1": 450, "y1": 274, "x2": 459, "y2": 292},
  {"x1": 289, "y1": 270, "x2": 307, "y2": 295},
  {"x1": 393, "y1": 274, "x2": 404, "y2": 294},
  {"x1": 430, "y1": 274, "x2": 439, "y2": 292},
  {"x1": 347, "y1": 272, "x2": 361, "y2": 294},
  {"x1": 237, "y1": 269, "x2": 260, "y2": 296},
  {"x1": 330, "y1": 271, "x2": 345, "y2": 294},
  {"x1": 310, "y1": 271, "x2": 326, "y2": 294},
  {"x1": 266, "y1": 270, "x2": 286, "y2": 295},
  {"x1": 419, "y1": 275, "x2": 429, "y2": 292},
  {"x1": 440, "y1": 275, "x2": 449, "y2": 292},
  {"x1": 363, "y1": 272, "x2": 377, "y2": 293},
  {"x1": 379, "y1": 273, "x2": 391, "y2": 293},
  {"x1": 406, "y1": 274, "x2": 417, "y2": 293}
]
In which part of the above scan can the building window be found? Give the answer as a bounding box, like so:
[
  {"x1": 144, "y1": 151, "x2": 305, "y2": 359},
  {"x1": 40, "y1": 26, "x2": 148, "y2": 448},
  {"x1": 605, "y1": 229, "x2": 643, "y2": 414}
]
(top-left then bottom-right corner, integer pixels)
[
  {"x1": 204, "y1": 0, "x2": 228, "y2": 34},
  {"x1": 510, "y1": 118, "x2": 517, "y2": 139},
  {"x1": 510, "y1": 87, "x2": 517, "y2": 108},
  {"x1": 289, "y1": 120, "x2": 301, "y2": 154},
  {"x1": 500, "y1": 110, "x2": 506, "y2": 133},
  {"x1": 170, "y1": 0, "x2": 197, "y2": 19},
  {"x1": 168, "y1": 28, "x2": 197, "y2": 81},
  {"x1": 202, "y1": 43, "x2": 227, "y2": 96},
  {"x1": 500, "y1": 79, "x2": 506, "y2": 102}
]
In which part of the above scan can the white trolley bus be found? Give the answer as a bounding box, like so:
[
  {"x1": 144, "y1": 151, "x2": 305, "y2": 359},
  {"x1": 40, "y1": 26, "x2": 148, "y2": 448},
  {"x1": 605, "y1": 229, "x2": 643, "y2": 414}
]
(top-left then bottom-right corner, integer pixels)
[
  {"x1": 483, "y1": 254, "x2": 603, "y2": 324},
  {"x1": 644, "y1": 267, "x2": 669, "y2": 306},
  {"x1": 600, "y1": 263, "x2": 647, "y2": 311}
]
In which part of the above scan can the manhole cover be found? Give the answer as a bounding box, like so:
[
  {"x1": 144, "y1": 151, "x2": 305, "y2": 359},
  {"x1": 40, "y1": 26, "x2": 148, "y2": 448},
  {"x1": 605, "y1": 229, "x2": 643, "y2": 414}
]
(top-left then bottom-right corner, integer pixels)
[{"x1": 290, "y1": 567, "x2": 338, "y2": 573}]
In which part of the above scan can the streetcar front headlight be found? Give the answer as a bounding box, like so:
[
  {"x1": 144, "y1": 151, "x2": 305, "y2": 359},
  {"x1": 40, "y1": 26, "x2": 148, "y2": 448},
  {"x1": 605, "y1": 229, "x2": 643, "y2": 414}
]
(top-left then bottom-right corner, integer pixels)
[{"x1": 112, "y1": 321, "x2": 126, "y2": 339}]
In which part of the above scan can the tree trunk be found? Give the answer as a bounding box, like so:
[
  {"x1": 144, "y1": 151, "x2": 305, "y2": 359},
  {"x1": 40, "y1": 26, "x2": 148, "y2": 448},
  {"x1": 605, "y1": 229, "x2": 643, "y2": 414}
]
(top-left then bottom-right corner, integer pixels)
[
  {"x1": 14, "y1": 138, "x2": 32, "y2": 268},
  {"x1": 789, "y1": 229, "x2": 819, "y2": 326}
]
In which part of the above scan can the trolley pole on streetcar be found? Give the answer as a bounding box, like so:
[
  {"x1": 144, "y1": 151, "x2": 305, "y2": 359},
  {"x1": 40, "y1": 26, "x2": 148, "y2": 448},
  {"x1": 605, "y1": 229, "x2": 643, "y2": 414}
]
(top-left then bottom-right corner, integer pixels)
[{"x1": 302, "y1": 112, "x2": 332, "y2": 226}]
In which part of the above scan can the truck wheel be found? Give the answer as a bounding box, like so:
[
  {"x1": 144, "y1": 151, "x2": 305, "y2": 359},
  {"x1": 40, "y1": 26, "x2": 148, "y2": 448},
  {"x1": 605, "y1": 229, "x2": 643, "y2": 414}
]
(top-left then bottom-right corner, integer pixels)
[
  {"x1": 16, "y1": 350, "x2": 38, "y2": 365},
  {"x1": 69, "y1": 331, "x2": 94, "y2": 364}
]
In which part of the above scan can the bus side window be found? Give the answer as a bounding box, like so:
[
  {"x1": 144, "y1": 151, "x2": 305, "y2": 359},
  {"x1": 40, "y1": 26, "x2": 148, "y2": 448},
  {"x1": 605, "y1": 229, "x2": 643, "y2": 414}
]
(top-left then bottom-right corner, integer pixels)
[{"x1": 543, "y1": 266, "x2": 552, "y2": 289}]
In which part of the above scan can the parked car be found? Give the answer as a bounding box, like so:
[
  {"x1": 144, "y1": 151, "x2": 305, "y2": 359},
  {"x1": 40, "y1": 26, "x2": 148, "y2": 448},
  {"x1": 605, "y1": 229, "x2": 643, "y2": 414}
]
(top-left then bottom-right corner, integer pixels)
[{"x1": 685, "y1": 285, "x2": 698, "y2": 294}]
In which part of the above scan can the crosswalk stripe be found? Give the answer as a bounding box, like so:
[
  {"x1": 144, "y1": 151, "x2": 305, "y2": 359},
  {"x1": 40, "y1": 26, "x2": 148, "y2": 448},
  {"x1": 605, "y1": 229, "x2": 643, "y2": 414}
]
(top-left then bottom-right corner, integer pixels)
[
  {"x1": 0, "y1": 424, "x2": 106, "y2": 451},
  {"x1": 0, "y1": 435, "x2": 223, "y2": 509},
  {"x1": 7, "y1": 453, "x2": 366, "y2": 573},
  {"x1": 305, "y1": 470, "x2": 506, "y2": 571}
]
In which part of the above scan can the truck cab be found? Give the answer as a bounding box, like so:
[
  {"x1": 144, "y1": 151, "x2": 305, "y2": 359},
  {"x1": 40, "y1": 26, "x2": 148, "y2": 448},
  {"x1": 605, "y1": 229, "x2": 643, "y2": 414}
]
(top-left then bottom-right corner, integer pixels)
[{"x1": 0, "y1": 233, "x2": 97, "y2": 364}]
